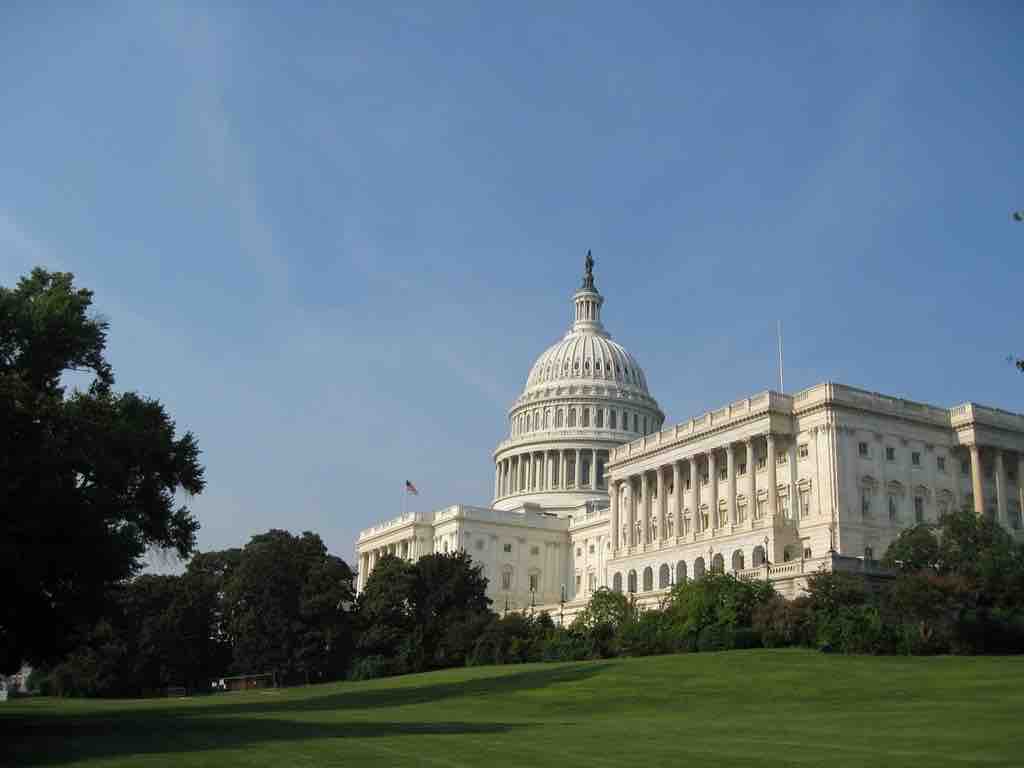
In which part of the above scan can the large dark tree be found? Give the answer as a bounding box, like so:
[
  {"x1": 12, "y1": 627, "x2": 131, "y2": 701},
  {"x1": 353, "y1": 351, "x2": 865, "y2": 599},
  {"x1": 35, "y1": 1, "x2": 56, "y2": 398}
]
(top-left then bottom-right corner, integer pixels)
[
  {"x1": 0, "y1": 269, "x2": 205, "y2": 674},
  {"x1": 224, "y1": 530, "x2": 355, "y2": 683},
  {"x1": 355, "y1": 551, "x2": 490, "y2": 674}
]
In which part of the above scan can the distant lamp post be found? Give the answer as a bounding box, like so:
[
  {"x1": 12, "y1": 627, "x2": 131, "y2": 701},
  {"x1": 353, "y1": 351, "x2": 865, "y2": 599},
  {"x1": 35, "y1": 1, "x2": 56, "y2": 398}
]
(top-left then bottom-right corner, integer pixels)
[
  {"x1": 530, "y1": 587, "x2": 536, "y2": 616},
  {"x1": 559, "y1": 583, "x2": 566, "y2": 626},
  {"x1": 504, "y1": 597, "x2": 509, "y2": 617}
]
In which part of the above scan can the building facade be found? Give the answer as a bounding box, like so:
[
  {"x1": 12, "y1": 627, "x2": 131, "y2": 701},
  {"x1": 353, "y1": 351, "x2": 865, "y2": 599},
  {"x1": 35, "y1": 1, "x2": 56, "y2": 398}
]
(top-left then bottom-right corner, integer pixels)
[{"x1": 356, "y1": 258, "x2": 1024, "y2": 615}]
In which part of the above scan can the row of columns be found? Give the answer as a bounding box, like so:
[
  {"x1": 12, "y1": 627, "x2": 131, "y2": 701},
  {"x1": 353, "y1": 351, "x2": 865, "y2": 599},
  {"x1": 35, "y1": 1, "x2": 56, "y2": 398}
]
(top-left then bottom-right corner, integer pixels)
[
  {"x1": 609, "y1": 433, "x2": 790, "y2": 553},
  {"x1": 358, "y1": 537, "x2": 417, "y2": 592},
  {"x1": 968, "y1": 444, "x2": 1024, "y2": 524},
  {"x1": 495, "y1": 448, "x2": 606, "y2": 498}
]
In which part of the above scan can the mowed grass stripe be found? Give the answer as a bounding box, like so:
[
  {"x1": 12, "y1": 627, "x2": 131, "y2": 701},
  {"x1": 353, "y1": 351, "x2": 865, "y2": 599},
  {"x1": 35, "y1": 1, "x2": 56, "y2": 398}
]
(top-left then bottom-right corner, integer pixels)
[{"x1": 3, "y1": 651, "x2": 1023, "y2": 768}]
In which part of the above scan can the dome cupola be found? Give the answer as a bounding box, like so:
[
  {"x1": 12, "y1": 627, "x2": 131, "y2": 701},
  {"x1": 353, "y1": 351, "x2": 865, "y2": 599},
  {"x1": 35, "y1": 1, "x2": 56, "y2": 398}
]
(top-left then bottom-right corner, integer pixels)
[{"x1": 492, "y1": 252, "x2": 664, "y2": 514}]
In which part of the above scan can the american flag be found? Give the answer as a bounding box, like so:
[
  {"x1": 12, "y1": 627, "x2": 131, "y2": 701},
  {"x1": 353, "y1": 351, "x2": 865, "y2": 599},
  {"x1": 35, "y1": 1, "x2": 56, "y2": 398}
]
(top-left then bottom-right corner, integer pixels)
[{"x1": 404, "y1": 480, "x2": 419, "y2": 496}]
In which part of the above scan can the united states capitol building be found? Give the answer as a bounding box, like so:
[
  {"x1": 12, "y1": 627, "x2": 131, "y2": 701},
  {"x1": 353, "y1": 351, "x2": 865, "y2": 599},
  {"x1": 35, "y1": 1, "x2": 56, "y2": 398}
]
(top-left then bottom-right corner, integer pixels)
[{"x1": 356, "y1": 256, "x2": 1024, "y2": 616}]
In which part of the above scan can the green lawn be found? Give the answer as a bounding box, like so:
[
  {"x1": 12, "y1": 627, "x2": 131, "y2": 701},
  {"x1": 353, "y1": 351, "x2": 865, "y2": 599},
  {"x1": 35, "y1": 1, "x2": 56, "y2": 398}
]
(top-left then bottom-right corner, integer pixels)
[{"x1": 3, "y1": 650, "x2": 1023, "y2": 767}]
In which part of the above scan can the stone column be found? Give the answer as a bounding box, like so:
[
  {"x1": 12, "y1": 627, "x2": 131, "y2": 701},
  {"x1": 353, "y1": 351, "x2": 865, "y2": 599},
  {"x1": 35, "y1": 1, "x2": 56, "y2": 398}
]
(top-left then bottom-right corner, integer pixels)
[
  {"x1": 640, "y1": 472, "x2": 649, "y2": 546},
  {"x1": 767, "y1": 433, "x2": 778, "y2": 518},
  {"x1": 726, "y1": 443, "x2": 737, "y2": 527},
  {"x1": 995, "y1": 449, "x2": 1007, "y2": 524},
  {"x1": 574, "y1": 449, "x2": 582, "y2": 488},
  {"x1": 688, "y1": 457, "x2": 699, "y2": 534},
  {"x1": 560, "y1": 451, "x2": 567, "y2": 490},
  {"x1": 528, "y1": 452, "x2": 536, "y2": 490},
  {"x1": 547, "y1": 452, "x2": 554, "y2": 490},
  {"x1": 707, "y1": 449, "x2": 718, "y2": 530},
  {"x1": 970, "y1": 444, "x2": 984, "y2": 516},
  {"x1": 592, "y1": 448, "x2": 599, "y2": 490},
  {"x1": 610, "y1": 480, "x2": 620, "y2": 551},
  {"x1": 788, "y1": 439, "x2": 799, "y2": 519},
  {"x1": 672, "y1": 461, "x2": 682, "y2": 539},
  {"x1": 746, "y1": 437, "x2": 757, "y2": 524},
  {"x1": 495, "y1": 464, "x2": 500, "y2": 498},
  {"x1": 655, "y1": 466, "x2": 665, "y2": 541},
  {"x1": 1019, "y1": 453, "x2": 1024, "y2": 526}
]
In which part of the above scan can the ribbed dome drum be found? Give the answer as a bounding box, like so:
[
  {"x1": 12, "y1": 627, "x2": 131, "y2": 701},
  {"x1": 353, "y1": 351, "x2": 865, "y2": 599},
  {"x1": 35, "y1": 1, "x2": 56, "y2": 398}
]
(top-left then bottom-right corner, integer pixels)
[{"x1": 492, "y1": 253, "x2": 663, "y2": 514}]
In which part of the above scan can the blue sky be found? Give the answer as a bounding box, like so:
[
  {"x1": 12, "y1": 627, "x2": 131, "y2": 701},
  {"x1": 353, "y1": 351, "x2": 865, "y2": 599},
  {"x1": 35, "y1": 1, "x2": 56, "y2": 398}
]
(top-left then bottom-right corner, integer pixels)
[{"x1": 2, "y1": 3, "x2": 1022, "y2": 564}]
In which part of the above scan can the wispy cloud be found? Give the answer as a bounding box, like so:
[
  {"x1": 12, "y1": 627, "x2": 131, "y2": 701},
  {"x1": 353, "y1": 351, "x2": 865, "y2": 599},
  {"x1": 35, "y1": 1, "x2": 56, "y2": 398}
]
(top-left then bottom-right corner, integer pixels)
[{"x1": 158, "y1": 6, "x2": 289, "y2": 305}]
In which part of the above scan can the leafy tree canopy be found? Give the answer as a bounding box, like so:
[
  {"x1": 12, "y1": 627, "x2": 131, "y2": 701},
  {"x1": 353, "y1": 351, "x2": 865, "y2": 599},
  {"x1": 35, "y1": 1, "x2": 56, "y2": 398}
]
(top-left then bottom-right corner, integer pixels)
[{"x1": 0, "y1": 268, "x2": 204, "y2": 674}]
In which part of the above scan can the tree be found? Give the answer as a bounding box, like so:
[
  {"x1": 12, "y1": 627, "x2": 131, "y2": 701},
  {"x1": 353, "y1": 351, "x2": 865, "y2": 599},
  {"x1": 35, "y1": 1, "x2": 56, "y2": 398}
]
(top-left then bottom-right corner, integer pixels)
[
  {"x1": 354, "y1": 551, "x2": 490, "y2": 675},
  {"x1": 0, "y1": 269, "x2": 205, "y2": 674},
  {"x1": 354, "y1": 554, "x2": 416, "y2": 673},
  {"x1": 224, "y1": 530, "x2": 355, "y2": 683}
]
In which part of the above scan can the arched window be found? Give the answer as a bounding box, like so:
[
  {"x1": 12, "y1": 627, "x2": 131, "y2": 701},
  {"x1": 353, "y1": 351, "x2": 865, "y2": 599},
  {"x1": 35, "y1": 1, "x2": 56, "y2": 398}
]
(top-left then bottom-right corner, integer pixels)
[
  {"x1": 675, "y1": 560, "x2": 687, "y2": 584},
  {"x1": 543, "y1": 409, "x2": 549, "y2": 429},
  {"x1": 582, "y1": 408, "x2": 590, "y2": 427},
  {"x1": 712, "y1": 553, "x2": 725, "y2": 574},
  {"x1": 642, "y1": 567, "x2": 653, "y2": 592},
  {"x1": 613, "y1": 572, "x2": 623, "y2": 593},
  {"x1": 555, "y1": 409, "x2": 564, "y2": 428},
  {"x1": 732, "y1": 550, "x2": 745, "y2": 572},
  {"x1": 693, "y1": 557, "x2": 706, "y2": 580},
  {"x1": 610, "y1": 410, "x2": 617, "y2": 429},
  {"x1": 533, "y1": 411, "x2": 540, "y2": 431},
  {"x1": 753, "y1": 545, "x2": 766, "y2": 567},
  {"x1": 596, "y1": 409, "x2": 604, "y2": 428},
  {"x1": 627, "y1": 569, "x2": 638, "y2": 593},
  {"x1": 633, "y1": 413, "x2": 639, "y2": 433},
  {"x1": 568, "y1": 408, "x2": 577, "y2": 427},
  {"x1": 659, "y1": 564, "x2": 670, "y2": 588}
]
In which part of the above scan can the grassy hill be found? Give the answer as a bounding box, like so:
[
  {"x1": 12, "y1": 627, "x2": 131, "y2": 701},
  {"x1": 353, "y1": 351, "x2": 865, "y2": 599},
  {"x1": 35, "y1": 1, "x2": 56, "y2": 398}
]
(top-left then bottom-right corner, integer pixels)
[{"x1": 3, "y1": 650, "x2": 1022, "y2": 767}]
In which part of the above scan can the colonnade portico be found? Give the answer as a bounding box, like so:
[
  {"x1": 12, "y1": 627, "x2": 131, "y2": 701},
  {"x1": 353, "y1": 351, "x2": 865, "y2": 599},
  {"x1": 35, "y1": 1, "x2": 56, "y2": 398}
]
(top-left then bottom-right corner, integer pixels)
[
  {"x1": 964, "y1": 442, "x2": 1024, "y2": 526},
  {"x1": 494, "y1": 447, "x2": 609, "y2": 499},
  {"x1": 358, "y1": 535, "x2": 420, "y2": 591},
  {"x1": 609, "y1": 432, "x2": 792, "y2": 555}
]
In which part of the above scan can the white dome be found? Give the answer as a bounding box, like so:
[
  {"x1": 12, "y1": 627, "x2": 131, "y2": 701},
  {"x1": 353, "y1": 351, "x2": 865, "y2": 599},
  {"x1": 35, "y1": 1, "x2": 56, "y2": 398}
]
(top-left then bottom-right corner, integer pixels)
[
  {"x1": 492, "y1": 253, "x2": 664, "y2": 513},
  {"x1": 525, "y1": 331, "x2": 650, "y2": 397}
]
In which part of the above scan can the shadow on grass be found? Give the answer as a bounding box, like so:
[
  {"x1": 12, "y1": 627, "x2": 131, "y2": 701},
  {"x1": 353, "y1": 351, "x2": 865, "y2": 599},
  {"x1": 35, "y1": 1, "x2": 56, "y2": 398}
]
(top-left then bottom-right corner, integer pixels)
[
  {"x1": 201, "y1": 661, "x2": 611, "y2": 716},
  {"x1": 4, "y1": 716, "x2": 521, "y2": 766},
  {"x1": 1, "y1": 663, "x2": 607, "y2": 766}
]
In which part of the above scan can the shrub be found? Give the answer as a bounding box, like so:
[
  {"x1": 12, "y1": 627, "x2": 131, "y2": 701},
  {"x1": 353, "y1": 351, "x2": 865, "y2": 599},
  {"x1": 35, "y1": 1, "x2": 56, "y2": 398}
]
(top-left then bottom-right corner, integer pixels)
[
  {"x1": 347, "y1": 655, "x2": 394, "y2": 681},
  {"x1": 619, "y1": 610, "x2": 673, "y2": 657},
  {"x1": 753, "y1": 595, "x2": 815, "y2": 648}
]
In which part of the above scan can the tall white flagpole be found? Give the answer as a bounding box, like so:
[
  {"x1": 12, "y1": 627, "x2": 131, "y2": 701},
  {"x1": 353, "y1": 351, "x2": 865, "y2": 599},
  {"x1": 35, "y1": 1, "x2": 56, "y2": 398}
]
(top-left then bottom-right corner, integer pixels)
[{"x1": 777, "y1": 320, "x2": 784, "y2": 394}]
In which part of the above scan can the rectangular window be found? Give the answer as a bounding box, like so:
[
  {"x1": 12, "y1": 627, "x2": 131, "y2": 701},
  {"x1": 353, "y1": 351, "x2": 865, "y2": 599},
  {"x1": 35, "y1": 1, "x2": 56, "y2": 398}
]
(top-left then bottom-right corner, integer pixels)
[
  {"x1": 582, "y1": 409, "x2": 590, "y2": 427},
  {"x1": 777, "y1": 453, "x2": 788, "y2": 465},
  {"x1": 596, "y1": 410, "x2": 604, "y2": 428},
  {"x1": 503, "y1": 543, "x2": 512, "y2": 553},
  {"x1": 937, "y1": 456, "x2": 946, "y2": 472},
  {"x1": 799, "y1": 489, "x2": 810, "y2": 518},
  {"x1": 886, "y1": 446, "x2": 895, "y2": 462},
  {"x1": 861, "y1": 490, "x2": 871, "y2": 519},
  {"x1": 501, "y1": 571, "x2": 512, "y2": 590},
  {"x1": 633, "y1": 414, "x2": 639, "y2": 433},
  {"x1": 756, "y1": 499, "x2": 767, "y2": 520},
  {"x1": 912, "y1": 452, "x2": 921, "y2": 466},
  {"x1": 530, "y1": 545, "x2": 539, "y2": 556},
  {"x1": 914, "y1": 496, "x2": 924, "y2": 523},
  {"x1": 798, "y1": 443, "x2": 809, "y2": 459},
  {"x1": 588, "y1": 573, "x2": 597, "y2": 592},
  {"x1": 888, "y1": 495, "x2": 898, "y2": 522},
  {"x1": 737, "y1": 503, "x2": 747, "y2": 524},
  {"x1": 575, "y1": 574, "x2": 581, "y2": 591},
  {"x1": 529, "y1": 573, "x2": 539, "y2": 591},
  {"x1": 589, "y1": 544, "x2": 595, "y2": 554},
  {"x1": 858, "y1": 442, "x2": 869, "y2": 457}
]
